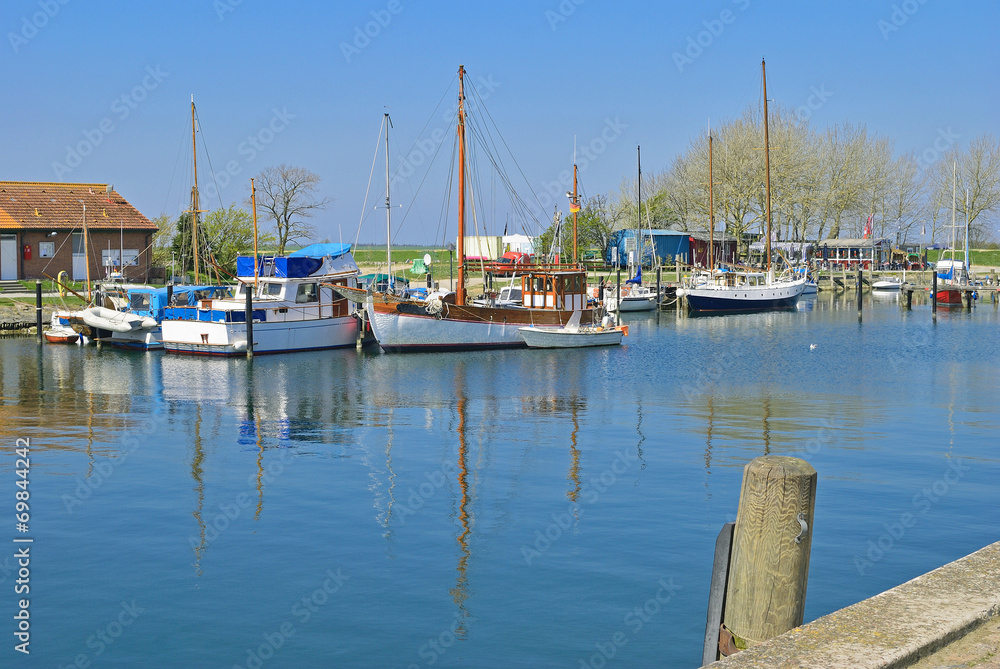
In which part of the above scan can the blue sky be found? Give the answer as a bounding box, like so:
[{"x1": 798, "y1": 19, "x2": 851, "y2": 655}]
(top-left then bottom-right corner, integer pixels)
[{"x1": 3, "y1": 0, "x2": 997, "y2": 245}]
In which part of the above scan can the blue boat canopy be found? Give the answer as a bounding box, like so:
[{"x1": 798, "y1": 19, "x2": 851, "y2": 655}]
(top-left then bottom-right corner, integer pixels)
[{"x1": 288, "y1": 243, "x2": 352, "y2": 258}]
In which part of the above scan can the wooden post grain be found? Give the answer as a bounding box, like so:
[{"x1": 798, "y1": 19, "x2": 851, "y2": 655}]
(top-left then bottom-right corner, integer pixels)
[{"x1": 722, "y1": 456, "x2": 817, "y2": 653}]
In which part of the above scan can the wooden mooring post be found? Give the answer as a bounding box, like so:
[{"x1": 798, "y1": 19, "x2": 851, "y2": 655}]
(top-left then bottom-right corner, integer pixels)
[
  {"x1": 856, "y1": 268, "x2": 863, "y2": 321},
  {"x1": 245, "y1": 288, "x2": 254, "y2": 359},
  {"x1": 35, "y1": 280, "x2": 43, "y2": 344},
  {"x1": 615, "y1": 269, "x2": 621, "y2": 326},
  {"x1": 931, "y1": 270, "x2": 937, "y2": 322},
  {"x1": 709, "y1": 456, "x2": 817, "y2": 662}
]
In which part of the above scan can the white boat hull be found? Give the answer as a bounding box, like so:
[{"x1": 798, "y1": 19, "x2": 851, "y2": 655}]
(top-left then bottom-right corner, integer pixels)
[
  {"x1": 685, "y1": 279, "x2": 806, "y2": 313},
  {"x1": 366, "y1": 300, "x2": 526, "y2": 352},
  {"x1": 162, "y1": 316, "x2": 358, "y2": 356},
  {"x1": 518, "y1": 326, "x2": 624, "y2": 348}
]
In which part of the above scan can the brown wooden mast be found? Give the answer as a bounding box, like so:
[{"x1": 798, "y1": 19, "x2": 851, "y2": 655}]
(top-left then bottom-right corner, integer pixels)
[
  {"x1": 456, "y1": 65, "x2": 467, "y2": 305},
  {"x1": 762, "y1": 59, "x2": 772, "y2": 275},
  {"x1": 190, "y1": 95, "x2": 201, "y2": 284}
]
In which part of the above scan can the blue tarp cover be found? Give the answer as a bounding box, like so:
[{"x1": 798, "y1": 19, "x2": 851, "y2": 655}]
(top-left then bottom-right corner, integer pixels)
[{"x1": 288, "y1": 243, "x2": 352, "y2": 258}]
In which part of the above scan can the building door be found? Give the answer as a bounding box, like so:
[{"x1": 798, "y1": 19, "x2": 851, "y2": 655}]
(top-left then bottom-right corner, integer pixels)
[
  {"x1": 72, "y1": 232, "x2": 86, "y2": 280},
  {"x1": 0, "y1": 234, "x2": 17, "y2": 280}
]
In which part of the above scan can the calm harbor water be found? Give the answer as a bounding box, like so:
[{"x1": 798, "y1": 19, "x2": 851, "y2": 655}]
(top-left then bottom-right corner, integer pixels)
[{"x1": 1, "y1": 294, "x2": 998, "y2": 667}]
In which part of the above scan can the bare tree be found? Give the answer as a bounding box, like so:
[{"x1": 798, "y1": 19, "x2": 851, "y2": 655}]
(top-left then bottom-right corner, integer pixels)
[{"x1": 251, "y1": 164, "x2": 330, "y2": 254}]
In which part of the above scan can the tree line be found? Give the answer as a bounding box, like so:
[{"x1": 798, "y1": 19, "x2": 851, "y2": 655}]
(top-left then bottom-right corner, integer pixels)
[{"x1": 544, "y1": 105, "x2": 1000, "y2": 256}]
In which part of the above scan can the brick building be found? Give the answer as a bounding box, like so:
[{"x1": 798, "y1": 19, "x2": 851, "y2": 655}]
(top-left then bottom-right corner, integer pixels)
[{"x1": 0, "y1": 181, "x2": 158, "y2": 282}]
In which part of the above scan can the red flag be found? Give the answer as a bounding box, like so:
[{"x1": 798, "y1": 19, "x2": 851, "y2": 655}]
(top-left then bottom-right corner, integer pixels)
[{"x1": 863, "y1": 215, "x2": 873, "y2": 239}]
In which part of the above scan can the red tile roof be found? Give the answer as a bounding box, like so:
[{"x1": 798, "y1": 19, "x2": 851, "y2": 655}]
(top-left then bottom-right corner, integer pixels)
[{"x1": 0, "y1": 181, "x2": 157, "y2": 231}]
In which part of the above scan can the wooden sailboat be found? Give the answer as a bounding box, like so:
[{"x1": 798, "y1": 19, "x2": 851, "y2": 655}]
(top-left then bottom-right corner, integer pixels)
[
  {"x1": 364, "y1": 66, "x2": 593, "y2": 352},
  {"x1": 682, "y1": 59, "x2": 806, "y2": 314}
]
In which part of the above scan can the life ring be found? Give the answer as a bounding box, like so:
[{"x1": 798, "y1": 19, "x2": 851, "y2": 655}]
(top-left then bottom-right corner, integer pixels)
[{"x1": 57, "y1": 270, "x2": 69, "y2": 297}]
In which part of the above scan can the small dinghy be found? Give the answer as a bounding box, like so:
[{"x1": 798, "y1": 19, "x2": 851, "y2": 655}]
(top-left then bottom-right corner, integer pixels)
[{"x1": 518, "y1": 311, "x2": 627, "y2": 349}]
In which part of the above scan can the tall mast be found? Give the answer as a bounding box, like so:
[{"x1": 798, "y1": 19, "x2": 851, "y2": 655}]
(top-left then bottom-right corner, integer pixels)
[
  {"x1": 385, "y1": 113, "x2": 393, "y2": 289},
  {"x1": 637, "y1": 144, "x2": 641, "y2": 271},
  {"x1": 251, "y1": 178, "x2": 259, "y2": 288},
  {"x1": 572, "y1": 162, "x2": 578, "y2": 264},
  {"x1": 709, "y1": 130, "x2": 715, "y2": 271},
  {"x1": 762, "y1": 59, "x2": 772, "y2": 277},
  {"x1": 950, "y1": 161, "x2": 957, "y2": 260},
  {"x1": 190, "y1": 95, "x2": 201, "y2": 284},
  {"x1": 456, "y1": 65, "x2": 467, "y2": 306}
]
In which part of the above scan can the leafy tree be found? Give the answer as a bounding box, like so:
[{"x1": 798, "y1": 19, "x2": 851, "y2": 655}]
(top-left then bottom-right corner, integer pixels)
[
  {"x1": 200, "y1": 203, "x2": 277, "y2": 275},
  {"x1": 149, "y1": 214, "x2": 175, "y2": 268}
]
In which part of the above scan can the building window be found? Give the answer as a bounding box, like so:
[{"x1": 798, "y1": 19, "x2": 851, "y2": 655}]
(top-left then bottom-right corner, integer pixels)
[
  {"x1": 101, "y1": 249, "x2": 140, "y2": 267},
  {"x1": 38, "y1": 242, "x2": 54, "y2": 258}
]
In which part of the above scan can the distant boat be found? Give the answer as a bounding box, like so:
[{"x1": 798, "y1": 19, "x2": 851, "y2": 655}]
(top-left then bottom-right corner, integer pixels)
[
  {"x1": 605, "y1": 266, "x2": 658, "y2": 312},
  {"x1": 161, "y1": 244, "x2": 361, "y2": 356},
  {"x1": 518, "y1": 311, "x2": 627, "y2": 348},
  {"x1": 935, "y1": 163, "x2": 971, "y2": 307},
  {"x1": 682, "y1": 60, "x2": 806, "y2": 314},
  {"x1": 872, "y1": 277, "x2": 902, "y2": 291},
  {"x1": 606, "y1": 146, "x2": 658, "y2": 313}
]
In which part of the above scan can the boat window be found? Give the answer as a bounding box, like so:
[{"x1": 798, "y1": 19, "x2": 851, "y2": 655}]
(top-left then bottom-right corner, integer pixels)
[
  {"x1": 296, "y1": 283, "x2": 318, "y2": 303},
  {"x1": 129, "y1": 293, "x2": 151, "y2": 311},
  {"x1": 535, "y1": 277, "x2": 545, "y2": 292},
  {"x1": 265, "y1": 283, "x2": 283, "y2": 296}
]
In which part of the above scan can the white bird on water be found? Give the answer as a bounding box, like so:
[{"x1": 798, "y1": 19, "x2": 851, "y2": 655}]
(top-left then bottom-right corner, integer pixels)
[{"x1": 809, "y1": 343, "x2": 818, "y2": 351}]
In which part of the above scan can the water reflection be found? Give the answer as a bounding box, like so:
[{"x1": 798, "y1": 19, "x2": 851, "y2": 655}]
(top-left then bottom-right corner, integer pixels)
[{"x1": 449, "y1": 363, "x2": 473, "y2": 636}]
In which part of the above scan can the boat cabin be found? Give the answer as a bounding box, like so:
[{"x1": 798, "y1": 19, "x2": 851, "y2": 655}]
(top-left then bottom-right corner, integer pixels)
[{"x1": 520, "y1": 269, "x2": 588, "y2": 311}]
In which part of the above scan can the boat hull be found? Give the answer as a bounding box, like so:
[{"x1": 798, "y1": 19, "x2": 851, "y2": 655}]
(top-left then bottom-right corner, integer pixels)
[
  {"x1": 934, "y1": 288, "x2": 964, "y2": 306},
  {"x1": 518, "y1": 326, "x2": 624, "y2": 348},
  {"x1": 366, "y1": 296, "x2": 593, "y2": 352},
  {"x1": 161, "y1": 316, "x2": 359, "y2": 356},
  {"x1": 685, "y1": 281, "x2": 805, "y2": 314}
]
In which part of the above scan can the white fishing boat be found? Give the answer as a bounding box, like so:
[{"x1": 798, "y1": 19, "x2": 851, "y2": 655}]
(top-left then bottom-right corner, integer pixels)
[
  {"x1": 682, "y1": 60, "x2": 806, "y2": 314},
  {"x1": 518, "y1": 311, "x2": 627, "y2": 348},
  {"x1": 872, "y1": 277, "x2": 902, "y2": 291},
  {"x1": 161, "y1": 244, "x2": 360, "y2": 356},
  {"x1": 364, "y1": 66, "x2": 595, "y2": 352}
]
